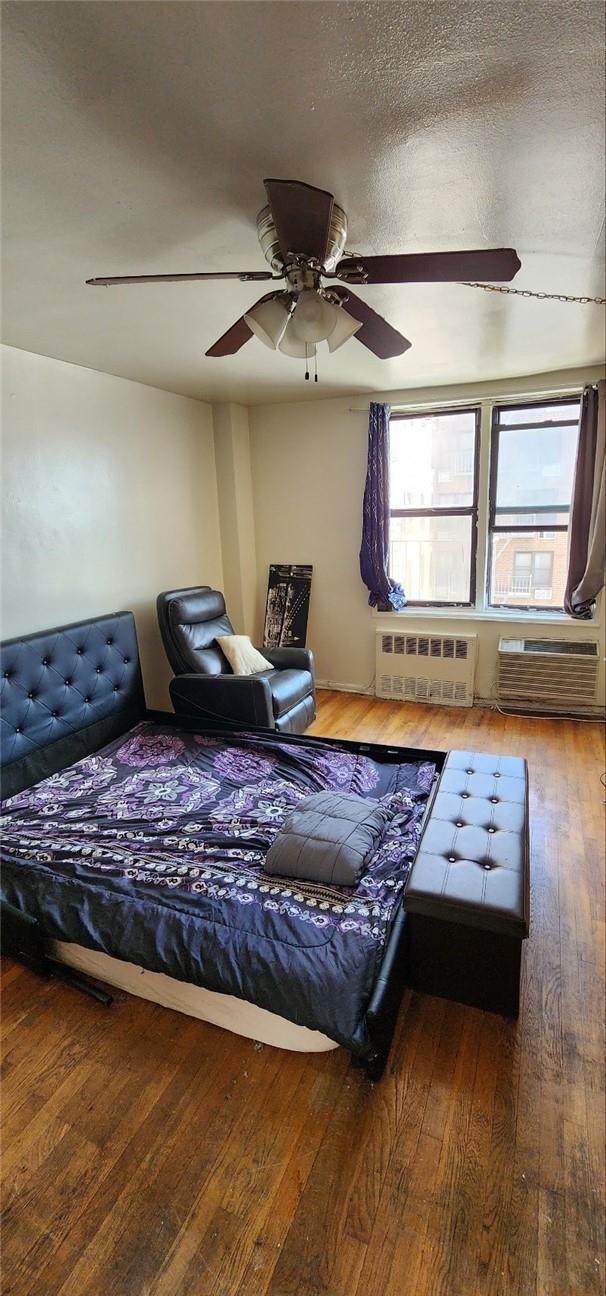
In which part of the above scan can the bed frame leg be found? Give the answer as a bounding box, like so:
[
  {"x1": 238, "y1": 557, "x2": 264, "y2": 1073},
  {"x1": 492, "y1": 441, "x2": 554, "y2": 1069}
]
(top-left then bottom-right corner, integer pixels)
[
  {"x1": 49, "y1": 961, "x2": 114, "y2": 1007},
  {"x1": 362, "y1": 1050, "x2": 387, "y2": 1082},
  {"x1": 1, "y1": 901, "x2": 113, "y2": 1007},
  {"x1": 351, "y1": 1046, "x2": 388, "y2": 1082}
]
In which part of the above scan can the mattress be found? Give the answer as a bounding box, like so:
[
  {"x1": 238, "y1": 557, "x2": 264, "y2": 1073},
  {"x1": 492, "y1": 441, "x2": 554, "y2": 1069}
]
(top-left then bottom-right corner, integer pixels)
[
  {"x1": 0, "y1": 722, "x2": 435, "y2": 1052},
  {"x1": 49, "y1": 940, "x2": 340, "y2": 1051}
]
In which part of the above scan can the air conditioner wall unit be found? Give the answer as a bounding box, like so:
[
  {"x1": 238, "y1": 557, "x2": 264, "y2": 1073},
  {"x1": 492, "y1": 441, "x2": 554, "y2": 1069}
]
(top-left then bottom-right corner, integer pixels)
[
  {"x1": 497, "y1": 638, "x2": 600, "y2": 711},
  {"x1": 376, "y1": 631, "x2": 477, "y2": 707}
]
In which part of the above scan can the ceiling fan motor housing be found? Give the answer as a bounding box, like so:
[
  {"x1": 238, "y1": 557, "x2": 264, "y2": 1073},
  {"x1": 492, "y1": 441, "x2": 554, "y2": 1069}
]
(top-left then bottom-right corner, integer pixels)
[{"x1": 256, "y1": 201, "x2": 348, "y2": 273}]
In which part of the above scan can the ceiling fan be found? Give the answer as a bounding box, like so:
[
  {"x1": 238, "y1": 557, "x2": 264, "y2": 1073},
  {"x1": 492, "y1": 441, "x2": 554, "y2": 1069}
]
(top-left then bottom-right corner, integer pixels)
[{"x1": 86, "y1": 178, "x2": 522, "y2": 364}]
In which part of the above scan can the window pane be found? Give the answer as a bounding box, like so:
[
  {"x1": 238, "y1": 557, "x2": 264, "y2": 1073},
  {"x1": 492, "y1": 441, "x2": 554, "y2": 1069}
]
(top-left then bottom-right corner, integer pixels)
[
  {"x1": 495, "y1": 423, "x2": 579, "y2": 510},
  {"x1": 390, "y1": 410, "x2": 477, "y2": 509},
  {"x1": 390, "y1": 514, "x2": 472, "y2": 602},
  {"x1": 490, "y1": 532, "x2": 568, "y2": 608},
  {"x1": 513, "y1": 552, "x2": 532, "y2": 571},
  {"x1": 498, "y1": 401, "x2": 580, "y2": 425},
  {"x1": 494, "y1": 509, "x2": 569, "y2": 528}
]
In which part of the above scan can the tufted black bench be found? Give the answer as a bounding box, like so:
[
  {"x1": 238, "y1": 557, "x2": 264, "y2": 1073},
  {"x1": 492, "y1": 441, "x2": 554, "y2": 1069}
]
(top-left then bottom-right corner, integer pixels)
[{"x1": 405, "y1": 750, "x2": 529, "y2": 1017}]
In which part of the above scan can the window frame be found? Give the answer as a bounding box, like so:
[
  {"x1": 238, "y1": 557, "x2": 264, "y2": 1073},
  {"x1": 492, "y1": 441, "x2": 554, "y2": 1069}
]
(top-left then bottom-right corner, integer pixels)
[
  {"x1": 487, "y1": 395, "x2": 580, "y2": 613},
  {"x1": 388, "y1": 406, "x2": 481, "y2": 608}
]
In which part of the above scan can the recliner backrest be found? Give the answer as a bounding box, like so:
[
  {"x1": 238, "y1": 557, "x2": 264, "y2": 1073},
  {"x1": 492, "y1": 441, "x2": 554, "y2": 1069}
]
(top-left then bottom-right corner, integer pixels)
[{"x1": 157, "y1": 587, "x2": 235, "y2": 676}]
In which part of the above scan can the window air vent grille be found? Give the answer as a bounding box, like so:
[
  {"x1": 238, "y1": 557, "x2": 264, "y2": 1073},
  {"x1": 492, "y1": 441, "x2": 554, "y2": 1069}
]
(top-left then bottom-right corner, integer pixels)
[{"x1": 497, "y1": 638, "x2": 599, "y2": 711}]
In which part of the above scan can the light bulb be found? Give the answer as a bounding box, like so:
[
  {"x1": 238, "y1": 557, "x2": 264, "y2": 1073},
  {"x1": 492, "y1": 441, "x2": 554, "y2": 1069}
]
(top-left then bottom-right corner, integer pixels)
[
  {"x1": 244, "y1": 297, "x2": 290, "y2": 350},
  {"x1": 288, "y1": 289, "x2": 340, "y2": 343}
]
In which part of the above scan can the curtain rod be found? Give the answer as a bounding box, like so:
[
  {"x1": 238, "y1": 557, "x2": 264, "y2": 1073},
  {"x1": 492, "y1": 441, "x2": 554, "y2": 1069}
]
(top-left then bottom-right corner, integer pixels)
[{"x1": 348, "y1": 385, "x2": 584, "y2": 414}]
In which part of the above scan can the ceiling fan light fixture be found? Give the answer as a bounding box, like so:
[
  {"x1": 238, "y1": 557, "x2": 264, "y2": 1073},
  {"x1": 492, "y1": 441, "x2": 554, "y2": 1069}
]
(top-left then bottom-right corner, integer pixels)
[
  {"x1": 278, "y1": 322, "x2": 318, "y2": 359},
  {"x1": 288, "y1": 289, "x2": 341, "y2": 343},
  {"x1": 243, "y1": 296, "x2": 290, "y2": 349},
  {"x1": 326, "y1": 308, "x2": 363, "y2": 352}
]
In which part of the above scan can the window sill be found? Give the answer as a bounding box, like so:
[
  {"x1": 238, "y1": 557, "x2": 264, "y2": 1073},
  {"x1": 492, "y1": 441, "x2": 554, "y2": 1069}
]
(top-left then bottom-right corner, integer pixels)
[{"x1": 371, "y1": 606, "x2": 600, "y2": 627}]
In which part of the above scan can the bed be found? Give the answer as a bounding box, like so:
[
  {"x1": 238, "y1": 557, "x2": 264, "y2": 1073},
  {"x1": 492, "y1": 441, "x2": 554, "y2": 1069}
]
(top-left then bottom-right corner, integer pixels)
[
  {"x1": 1, "y1": 611, "x2": 529, "y2": 1078},
  {"x1": 0, "y1": 611, "x2": 444, "y2": 1078}
]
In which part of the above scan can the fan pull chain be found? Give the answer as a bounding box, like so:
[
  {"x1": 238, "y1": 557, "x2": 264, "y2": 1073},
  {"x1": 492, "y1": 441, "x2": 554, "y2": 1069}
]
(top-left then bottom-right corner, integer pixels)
[
  {"x1": 304, "y1": 345, "x2": 310, "y2": 381},
  {"x1": 460, "y1": 282, "x2": 606, "y2": 305},
  {"x1": 301, "y1": 349, "x2": 319, "y2": 378},
  {"x1": 314, "y1": 351, "x2": 318, "y2": 383}
]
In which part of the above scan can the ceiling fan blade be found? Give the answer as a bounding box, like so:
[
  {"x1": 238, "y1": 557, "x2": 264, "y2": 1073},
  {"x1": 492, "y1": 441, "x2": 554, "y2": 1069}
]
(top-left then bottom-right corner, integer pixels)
[
  {"x1": 205, "y1": 292, "x2": 277, "y2": 357},
  {"x1": 331, "y1": 288, "x2": 411, "y2": 358},
  {"x1": 335, "y1": 248, "x2": 521, "y2": 285},
  {"x1": 86, "y1": 271, "x2": 274, "y2": 286},
  {"x1": 264, "y1": 178, "x2": 334, "y2": 264}
]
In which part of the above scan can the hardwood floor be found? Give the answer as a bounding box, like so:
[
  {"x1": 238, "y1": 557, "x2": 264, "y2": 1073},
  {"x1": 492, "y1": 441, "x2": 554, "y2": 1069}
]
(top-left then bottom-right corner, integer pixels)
[{"x1": 1, "y1": 693, "x2": 604, "y2": 1296}]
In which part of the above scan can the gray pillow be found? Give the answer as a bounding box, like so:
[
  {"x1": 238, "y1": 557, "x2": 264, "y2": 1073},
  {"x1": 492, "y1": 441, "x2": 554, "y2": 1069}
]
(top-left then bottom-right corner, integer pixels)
[{"x1": 264, "y1": 791, "x2": 388, "y2": 887}]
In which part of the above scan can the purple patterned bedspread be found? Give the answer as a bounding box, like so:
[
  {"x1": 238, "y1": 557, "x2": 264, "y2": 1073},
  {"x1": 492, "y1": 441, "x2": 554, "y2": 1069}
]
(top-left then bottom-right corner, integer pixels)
[{"x1": 1, "y1": 723, "x2": 435, "y2": 1049}]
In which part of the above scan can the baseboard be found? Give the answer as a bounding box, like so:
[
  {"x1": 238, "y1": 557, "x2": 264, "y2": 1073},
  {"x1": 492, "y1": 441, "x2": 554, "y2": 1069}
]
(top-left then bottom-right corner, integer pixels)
[
  {"x1": 484, "y1": 699, "x2": 605, "y2": 721},
  {"x1": 316, "y1": 681, "x2": 605, "y2": 721},
  {"x1": 316, "y1": 679, "x2": 375, "y2": 696}
]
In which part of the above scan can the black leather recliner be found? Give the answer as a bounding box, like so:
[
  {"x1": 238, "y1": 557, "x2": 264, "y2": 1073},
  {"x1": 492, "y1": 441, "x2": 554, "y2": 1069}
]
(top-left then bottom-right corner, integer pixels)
[{"x1": 157, "y1": 586, "x2": 316, "y2": 734}]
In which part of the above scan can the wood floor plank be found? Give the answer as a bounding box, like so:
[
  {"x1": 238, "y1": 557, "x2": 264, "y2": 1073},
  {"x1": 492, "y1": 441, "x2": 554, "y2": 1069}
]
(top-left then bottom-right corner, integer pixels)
[
  {"x1": 232, "y1": 1069, "x2": 346, "y2": 1296},
  {"x1": 148, "y1": 1049, "x2": 325, "y2": 1296},
  {"x1": 266, "y1": 1065, "x2": 368, "y2": 1295},
  {"x1": 382, "y1": 1131, "x2": 443, "y2": 1295},
  {"x1": 353, "y1": 1004, "x2": 448, "y2": 1296},
  {"x1": 1, "y1": 694, "x2": 604, "y2": 1296},
  {"x1": 414, "y1": 1012, "x2": 484, "y2": 1295},
  {"x1": 52, "y1": 1034, "x2": 259, "y2": 1296},
  {"x1": 344, "y1": 992, "x2": 444, "y2": 1248}
]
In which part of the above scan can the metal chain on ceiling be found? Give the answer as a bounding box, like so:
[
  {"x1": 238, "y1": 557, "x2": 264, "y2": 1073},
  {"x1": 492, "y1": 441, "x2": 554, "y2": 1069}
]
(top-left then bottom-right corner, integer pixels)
[{"x1": 460, "y1": 282, "x2": 606, "y2": 305}]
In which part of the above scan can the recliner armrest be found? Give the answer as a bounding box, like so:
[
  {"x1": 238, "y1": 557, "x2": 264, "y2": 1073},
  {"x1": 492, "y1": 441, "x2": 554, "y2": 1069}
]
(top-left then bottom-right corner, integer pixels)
[
  {"x1": 261, "y1": 646, "x2": 315, "y2": 679},
  {"x1": 169, "y1": 673, "x2": 274, "y2": 728}
]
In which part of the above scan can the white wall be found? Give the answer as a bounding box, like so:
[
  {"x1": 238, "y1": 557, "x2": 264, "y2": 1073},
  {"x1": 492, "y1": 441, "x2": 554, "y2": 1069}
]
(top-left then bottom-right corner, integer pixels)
[
  {"x1": 2, "y1": 347, "x2": 604, "y2": 714},
  {"x1": 1, "y1": 346, "x2": 223, "y2": 706},
  {"x1": 249, "y1": 366, "x2": 606, "y2": 708},
  {"x1": 212, "y1": 403, "x2": 257, "y2": 637}
]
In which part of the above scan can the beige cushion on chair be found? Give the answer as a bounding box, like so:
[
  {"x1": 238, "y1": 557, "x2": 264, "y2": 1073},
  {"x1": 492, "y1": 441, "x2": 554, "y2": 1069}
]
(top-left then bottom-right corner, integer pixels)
[{"x1": 216, "y1": 635, "x2": 275, "y2": 676}]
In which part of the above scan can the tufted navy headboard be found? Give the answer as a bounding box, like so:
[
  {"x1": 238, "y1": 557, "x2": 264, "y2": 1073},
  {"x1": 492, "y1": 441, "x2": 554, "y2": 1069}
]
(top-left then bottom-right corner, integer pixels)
[{"x1": 0, "y1": 612, "x2": 146, "y2": 799}]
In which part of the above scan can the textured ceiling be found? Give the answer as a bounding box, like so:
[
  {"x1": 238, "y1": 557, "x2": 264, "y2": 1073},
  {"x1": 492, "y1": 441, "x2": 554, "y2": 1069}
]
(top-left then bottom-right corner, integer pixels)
[{"x1": 1, "y1": 1, "x2": 605, "y2": 405}]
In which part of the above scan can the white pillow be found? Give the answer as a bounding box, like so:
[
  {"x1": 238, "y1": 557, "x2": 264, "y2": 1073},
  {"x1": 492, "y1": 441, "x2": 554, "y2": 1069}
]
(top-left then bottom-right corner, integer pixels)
[{"x1": 216, "y1": 635, "x2": 275, "y2": 676}]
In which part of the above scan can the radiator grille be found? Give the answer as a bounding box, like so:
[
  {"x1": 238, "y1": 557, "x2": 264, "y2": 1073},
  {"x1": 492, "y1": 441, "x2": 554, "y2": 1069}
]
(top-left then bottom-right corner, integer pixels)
[
  {"x1": 376, "y1": 632, "x2": 477, "y2": 708},
  {"x1": 380, "y1": 634, "x2": 469, "y2": 660}
]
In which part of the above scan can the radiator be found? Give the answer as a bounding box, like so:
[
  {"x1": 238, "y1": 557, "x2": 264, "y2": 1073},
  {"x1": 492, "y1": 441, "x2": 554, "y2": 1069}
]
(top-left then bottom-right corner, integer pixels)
[
  {"x1": 497, "y1": 637, "x2": 600, "y2": 711},
  {"x1": 376, "y1": 631, "x2": 477, "y2": 708}
]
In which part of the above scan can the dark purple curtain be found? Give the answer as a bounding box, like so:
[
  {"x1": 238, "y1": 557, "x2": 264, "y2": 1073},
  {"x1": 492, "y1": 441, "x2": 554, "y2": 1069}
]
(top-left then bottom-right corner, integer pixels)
[
  {"x1": 564, "y1": 380, "x2": 605, "y2": 619},
  {"x1": 359, "y1": 402, "x2": 407, "y2": 611}
]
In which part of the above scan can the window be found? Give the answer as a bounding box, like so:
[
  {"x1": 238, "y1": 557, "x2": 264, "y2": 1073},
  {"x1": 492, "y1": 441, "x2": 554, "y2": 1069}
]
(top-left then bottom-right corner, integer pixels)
[
  {"x1": 386, "y1": 393, "x2": 582, "y2": 613},
  {"x1": 389, "y1": 407, "x2": 480, "y2": 605},
  {"x1": 454, "y1": 449, "x2": 473, "y2": 476},
  {"x1": 499, "y1": 550, "x2": 555, "y2": 600},
  {"x1": 488, "y1": 398, "x2": 581, "y2": 610}
]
